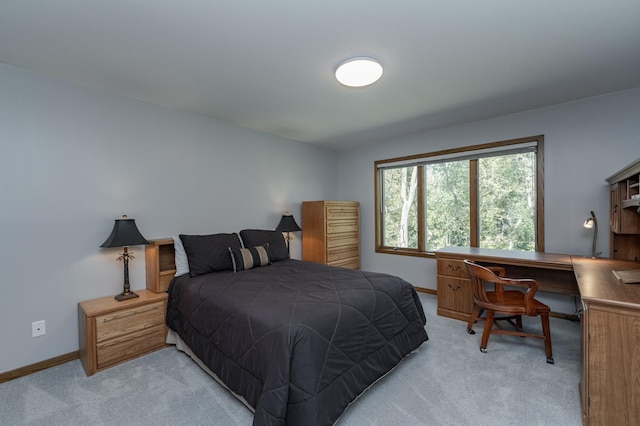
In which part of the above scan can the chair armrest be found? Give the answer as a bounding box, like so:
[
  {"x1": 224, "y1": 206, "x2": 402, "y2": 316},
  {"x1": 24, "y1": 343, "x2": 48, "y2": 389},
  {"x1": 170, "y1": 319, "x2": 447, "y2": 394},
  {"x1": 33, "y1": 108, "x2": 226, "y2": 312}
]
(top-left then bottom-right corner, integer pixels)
[{"x1": 499, "y1": 277, "x2": 539, "y2": 315}]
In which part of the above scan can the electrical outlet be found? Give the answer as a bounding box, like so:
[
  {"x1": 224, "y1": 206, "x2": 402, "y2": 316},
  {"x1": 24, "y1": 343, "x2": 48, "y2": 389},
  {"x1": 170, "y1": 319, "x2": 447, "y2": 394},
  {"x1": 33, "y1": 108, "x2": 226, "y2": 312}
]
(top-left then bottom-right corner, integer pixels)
[{"x1": 32, "y1": 320, "x2": 46, "y2": 337}]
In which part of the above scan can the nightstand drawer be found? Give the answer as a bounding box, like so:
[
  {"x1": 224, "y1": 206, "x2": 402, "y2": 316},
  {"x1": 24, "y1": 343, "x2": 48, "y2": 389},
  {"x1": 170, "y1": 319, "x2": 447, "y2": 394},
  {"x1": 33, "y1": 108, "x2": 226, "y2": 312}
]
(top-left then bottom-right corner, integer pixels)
[
  {"x1": 95, "y1": 301, "x2": 164, "y2": 342},
  {"x1": 96, "y1": 324, "x2": 166, "y2": 369}
]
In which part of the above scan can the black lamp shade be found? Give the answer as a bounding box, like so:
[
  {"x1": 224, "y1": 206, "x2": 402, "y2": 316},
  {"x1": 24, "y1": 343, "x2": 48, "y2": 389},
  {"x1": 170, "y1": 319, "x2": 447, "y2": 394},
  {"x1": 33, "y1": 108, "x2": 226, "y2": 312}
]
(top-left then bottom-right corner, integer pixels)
[
  {"x1": 100, "y1": 217, "x2": 149, "y2": 248},
  {"x1": 275, "y1": 214, "x2": 301, "y2": 233}
]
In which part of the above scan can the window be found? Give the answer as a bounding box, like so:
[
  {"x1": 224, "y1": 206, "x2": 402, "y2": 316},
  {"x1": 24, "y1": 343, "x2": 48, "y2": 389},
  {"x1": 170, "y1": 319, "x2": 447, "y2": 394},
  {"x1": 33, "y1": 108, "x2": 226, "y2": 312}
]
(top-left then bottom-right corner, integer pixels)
[{"x1": 375, "y1": 136, "x2": 544, "y2": 256}]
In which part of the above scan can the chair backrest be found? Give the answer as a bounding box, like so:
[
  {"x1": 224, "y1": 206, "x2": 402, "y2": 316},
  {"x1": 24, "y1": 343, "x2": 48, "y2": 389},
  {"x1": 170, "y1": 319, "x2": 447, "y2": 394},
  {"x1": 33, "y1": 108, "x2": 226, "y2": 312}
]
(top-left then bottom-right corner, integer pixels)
[
  {"x1": 464, "y1": 259, "x2": 540, "y2": 316},
  {"x1": 464, "y1": 259, "x2": 500, "y2": 307}
]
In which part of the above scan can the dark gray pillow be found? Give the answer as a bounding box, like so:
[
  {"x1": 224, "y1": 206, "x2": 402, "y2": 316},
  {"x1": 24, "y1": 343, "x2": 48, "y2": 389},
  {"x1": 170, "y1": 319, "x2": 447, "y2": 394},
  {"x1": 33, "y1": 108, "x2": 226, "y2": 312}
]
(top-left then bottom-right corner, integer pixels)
[
  {"x1": 239, "y1": 229, "x2": 289, "y2": 262},
  {"x1": 180, "y1": 233, "x2": 242, "y2": 276}
]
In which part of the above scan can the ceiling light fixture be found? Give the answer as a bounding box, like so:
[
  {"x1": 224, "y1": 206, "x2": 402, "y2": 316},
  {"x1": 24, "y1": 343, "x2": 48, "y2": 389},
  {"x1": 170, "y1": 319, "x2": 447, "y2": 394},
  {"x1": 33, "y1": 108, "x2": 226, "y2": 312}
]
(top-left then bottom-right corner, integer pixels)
[{"x1": 335, "y1": 57, "x2": 383, "y2": 88}]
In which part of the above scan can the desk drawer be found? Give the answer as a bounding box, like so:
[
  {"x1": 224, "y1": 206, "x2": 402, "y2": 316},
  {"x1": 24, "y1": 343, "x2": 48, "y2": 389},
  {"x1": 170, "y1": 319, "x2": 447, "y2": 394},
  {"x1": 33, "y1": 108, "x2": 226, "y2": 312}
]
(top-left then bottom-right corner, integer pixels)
[
  {"x1": 437, "y1": 276, "x2": 473, "y2": 314},
  {"x1": 95, "y1": 301, "x2": 165, "y2": 342},
  {"x1": 437, "y1": 259, "x2": 469, "y2": 278}
]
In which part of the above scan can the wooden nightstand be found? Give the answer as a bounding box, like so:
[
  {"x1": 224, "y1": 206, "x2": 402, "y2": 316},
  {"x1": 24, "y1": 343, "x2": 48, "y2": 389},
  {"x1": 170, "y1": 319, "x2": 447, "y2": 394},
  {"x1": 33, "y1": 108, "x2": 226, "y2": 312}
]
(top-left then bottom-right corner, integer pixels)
[{"x1": 78, "y1": 289, "x2": 168, "y2": 376}]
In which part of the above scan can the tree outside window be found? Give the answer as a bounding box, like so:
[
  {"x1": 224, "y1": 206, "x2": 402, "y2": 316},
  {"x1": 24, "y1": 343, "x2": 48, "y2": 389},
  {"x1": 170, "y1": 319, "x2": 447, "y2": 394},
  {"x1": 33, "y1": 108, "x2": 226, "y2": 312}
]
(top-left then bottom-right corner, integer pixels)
[
  {"x1": 382, "y1": 166, "x2": 418, "y2": 248},
  {"x1": 376, "y1": 136, "x2": 544, "y2": 256},
  {"x1": 425, "y1": 160, "x2": 470, "y2": 251}
]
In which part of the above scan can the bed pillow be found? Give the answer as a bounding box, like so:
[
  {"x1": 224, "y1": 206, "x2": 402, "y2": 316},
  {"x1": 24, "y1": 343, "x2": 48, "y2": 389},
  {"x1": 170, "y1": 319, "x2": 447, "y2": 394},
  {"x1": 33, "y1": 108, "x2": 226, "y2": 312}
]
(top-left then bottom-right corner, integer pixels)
[
  {"x1": 173, "y1": 235, "x2": 190, "y2": 277},
  {"x1": 229, "y1": 244, "x2": 271, "y2": 272},
  {"x1": 239, "y1": 229, "x2": 289, "y2": 262},
  {"x1": 180, "y1": 233, "x2": 242, "y2": 277}
]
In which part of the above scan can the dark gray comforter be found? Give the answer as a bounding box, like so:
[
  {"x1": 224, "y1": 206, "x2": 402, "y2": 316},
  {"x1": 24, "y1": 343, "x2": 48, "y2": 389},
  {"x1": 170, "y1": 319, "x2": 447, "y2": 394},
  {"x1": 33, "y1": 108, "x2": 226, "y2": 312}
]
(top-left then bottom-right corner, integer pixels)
[{"x1": 166, "y1": 259, "x2": 428, "y2": 425}]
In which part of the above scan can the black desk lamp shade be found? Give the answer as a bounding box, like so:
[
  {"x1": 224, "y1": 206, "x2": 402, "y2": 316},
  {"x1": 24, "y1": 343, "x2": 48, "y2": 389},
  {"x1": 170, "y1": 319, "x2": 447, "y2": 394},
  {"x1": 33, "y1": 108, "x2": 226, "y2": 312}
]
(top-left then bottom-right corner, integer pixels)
[
  {"x1": 275, "y1": 212, "x2": 301, "y2": 254},
  {"x1": 101, "y1": 215, "x2": 149, "y2": 301}
]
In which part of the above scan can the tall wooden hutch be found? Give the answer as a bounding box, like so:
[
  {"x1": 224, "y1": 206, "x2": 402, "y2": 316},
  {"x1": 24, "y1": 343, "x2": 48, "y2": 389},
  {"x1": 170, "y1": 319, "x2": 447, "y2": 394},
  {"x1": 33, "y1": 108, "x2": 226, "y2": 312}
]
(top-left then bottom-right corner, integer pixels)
[{"x1": 606, "y1": 157, "x2": 640, "y2": 261}]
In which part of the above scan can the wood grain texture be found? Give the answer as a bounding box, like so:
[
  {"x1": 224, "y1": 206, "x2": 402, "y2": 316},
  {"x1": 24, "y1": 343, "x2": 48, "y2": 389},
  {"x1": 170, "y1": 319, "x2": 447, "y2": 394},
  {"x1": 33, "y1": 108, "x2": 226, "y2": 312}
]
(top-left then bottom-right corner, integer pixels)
[
  {"x1": 434, "y1": 247, "x2": 579, "y2": 320},
  {"x1": 78, "y1": 289, "x2": 168, "y2": 376},
  {"x1": 606, "y1": 158, "x2": 640, "y2": 261},
  {"x1": 0, "y1": 351, "x2": 79, "y2": 384},
  {"x1": 302, "y1": 201, "x2": 360, "y2": 269},
  {"x1": 145, "y1": 238, "x2": 176, "y2": 293}
]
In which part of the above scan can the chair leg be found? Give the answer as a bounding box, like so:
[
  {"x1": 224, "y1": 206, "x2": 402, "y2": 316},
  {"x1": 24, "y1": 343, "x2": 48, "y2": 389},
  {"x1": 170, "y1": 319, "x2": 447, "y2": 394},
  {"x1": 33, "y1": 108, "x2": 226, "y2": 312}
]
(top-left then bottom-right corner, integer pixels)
[
  {"x1": 541, "y1": 312, "x2": 554, "y2": 364},
  {"x1": 467, "y1": 305, "x2": 481, "y2": 335},
  {"x1": 480, "y1": 310, "x2": 494, "y2": 353},
  {"x1": 515, "y1": 315, "x2": 522, "y2": 331}
]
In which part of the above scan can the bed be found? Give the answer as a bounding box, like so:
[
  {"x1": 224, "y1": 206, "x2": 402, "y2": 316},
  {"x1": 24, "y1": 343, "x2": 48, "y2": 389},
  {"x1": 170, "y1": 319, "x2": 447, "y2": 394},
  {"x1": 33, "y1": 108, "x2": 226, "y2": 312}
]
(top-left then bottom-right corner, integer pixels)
[{"x1": 163, "y1": 230, "x2": 428, "y2": 425}]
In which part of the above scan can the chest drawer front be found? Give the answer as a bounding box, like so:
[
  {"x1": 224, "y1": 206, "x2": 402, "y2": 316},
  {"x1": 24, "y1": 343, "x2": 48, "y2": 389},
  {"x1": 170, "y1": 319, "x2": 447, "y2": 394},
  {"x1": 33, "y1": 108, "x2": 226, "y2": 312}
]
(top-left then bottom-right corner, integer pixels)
[
  {"x1": 96, "y1": 324, "x2": 166, "y2": 369},
  {"x1": 437, "y1": 259, "x2": 469, "y2": 278},
  {"x1": 95, "y1": 301, "x2": 164, "y2": 342},
  {"x1": 325, "y1": 205, "x2": 358, "y2": 221},
  {"x1": 328, "y1": 257, "x2": 360, "y2": 269},
  {"x1": 326, "y1": 219, "x2": 358, "y2": 234},
  {"x1": 327, "y1": 244, "x2": 359, "y2": 262},
  {"x1": 326, "y1": 232, "x2": 359, "y2": 248}
]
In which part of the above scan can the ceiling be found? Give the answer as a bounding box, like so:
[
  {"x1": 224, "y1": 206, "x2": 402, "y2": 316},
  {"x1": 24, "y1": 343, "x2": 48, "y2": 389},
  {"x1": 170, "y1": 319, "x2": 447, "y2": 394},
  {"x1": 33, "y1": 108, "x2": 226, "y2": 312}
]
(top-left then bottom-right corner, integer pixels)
[{"x1": 2, "y1": 1, "x2": 640, "y2": 151}]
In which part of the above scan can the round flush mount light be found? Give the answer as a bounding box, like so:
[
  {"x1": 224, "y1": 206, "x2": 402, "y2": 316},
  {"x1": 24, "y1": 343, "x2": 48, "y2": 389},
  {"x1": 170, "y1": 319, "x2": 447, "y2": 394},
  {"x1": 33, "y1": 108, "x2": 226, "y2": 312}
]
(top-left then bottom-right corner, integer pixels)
[{"x1": 335, "y1": 57, "x2": 383, "y2": 87}]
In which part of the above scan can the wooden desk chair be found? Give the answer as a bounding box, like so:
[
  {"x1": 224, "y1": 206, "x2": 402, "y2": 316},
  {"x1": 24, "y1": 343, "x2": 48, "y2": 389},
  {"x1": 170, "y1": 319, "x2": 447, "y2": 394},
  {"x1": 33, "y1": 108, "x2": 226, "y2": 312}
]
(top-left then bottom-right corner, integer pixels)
[{"x1": 464, "y1": 260, "x2": 554, "y2": 364}]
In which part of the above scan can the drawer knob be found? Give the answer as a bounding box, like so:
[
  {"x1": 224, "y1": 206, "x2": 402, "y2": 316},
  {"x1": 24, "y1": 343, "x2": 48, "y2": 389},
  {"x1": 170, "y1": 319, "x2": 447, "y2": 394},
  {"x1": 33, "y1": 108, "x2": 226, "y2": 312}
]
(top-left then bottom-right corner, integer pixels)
[
  {"x1": 448, "y1": 283, "x2": 462, "y2": 291},
  {"x1": 447, "y1": 263, "x2": 461, "y2": 271}
]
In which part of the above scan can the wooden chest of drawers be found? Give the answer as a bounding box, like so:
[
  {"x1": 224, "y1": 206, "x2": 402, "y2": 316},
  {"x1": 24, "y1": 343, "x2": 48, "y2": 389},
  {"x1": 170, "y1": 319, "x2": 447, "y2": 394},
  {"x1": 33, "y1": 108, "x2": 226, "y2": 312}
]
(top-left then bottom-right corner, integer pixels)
[
  {"x1": 78, "y1": 289, "x2": 168, "y2": 376},
  {"x1": 302, "y1": 201, "x2": 360, "y2": 269}
]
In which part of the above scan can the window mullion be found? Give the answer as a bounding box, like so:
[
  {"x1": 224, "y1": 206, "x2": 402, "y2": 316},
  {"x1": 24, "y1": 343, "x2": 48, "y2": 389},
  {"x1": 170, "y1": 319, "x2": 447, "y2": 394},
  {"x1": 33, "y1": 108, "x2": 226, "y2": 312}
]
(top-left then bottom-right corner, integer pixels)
[
  {"x1": 535, "y1": 141, "x2": 545, "y2": 251},
  {"x1": 470, "y1": 159, "x2": 479, "y2": 247},
  {"x1": 417, "y1": 166, "x2": 425, "y2": 252}
]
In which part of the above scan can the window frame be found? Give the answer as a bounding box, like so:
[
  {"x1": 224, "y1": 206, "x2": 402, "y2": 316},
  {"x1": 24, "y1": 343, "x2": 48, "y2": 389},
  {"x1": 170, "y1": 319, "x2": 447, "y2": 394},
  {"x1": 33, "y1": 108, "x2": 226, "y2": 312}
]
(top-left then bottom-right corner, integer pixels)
[{"x1": 374, "y1": 135, "x2": 545, "y2": 258}]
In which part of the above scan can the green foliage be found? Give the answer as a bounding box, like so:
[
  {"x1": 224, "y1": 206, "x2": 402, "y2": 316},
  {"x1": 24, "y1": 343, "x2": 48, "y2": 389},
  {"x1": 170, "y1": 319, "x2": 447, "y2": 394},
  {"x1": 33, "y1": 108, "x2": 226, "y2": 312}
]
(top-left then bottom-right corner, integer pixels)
[
  {"x1": 381, "y1": 152, "x2": 536, "y2": 252},
  {"x1": 425, "y1": 161, "x2": 470, "y2": 251},
  {"x1": 478, "y1": 153, "x2": 535, "y2": 251}
]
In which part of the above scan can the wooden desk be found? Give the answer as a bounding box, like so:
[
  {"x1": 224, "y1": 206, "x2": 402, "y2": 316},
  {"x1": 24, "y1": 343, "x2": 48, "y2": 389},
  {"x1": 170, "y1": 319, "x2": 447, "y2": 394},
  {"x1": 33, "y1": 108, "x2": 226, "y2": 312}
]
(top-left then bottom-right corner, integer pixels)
[
  {"x1": 572, "y1": 257, "x2": 640, "y2": 425},
  {"x1": 435, "y1": 246, "x2": 579, "y2": 321},
  {"x1": 435, "y1": 246, "x2": 640, "y2": 424}
]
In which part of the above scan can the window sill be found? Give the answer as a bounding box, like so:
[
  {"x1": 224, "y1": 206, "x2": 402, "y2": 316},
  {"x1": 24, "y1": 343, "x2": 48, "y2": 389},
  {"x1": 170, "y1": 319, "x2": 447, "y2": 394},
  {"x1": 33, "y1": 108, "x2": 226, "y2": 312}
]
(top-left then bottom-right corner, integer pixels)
[{"x1": 375, "y1": 247, "x2": 436, "y2": 259}]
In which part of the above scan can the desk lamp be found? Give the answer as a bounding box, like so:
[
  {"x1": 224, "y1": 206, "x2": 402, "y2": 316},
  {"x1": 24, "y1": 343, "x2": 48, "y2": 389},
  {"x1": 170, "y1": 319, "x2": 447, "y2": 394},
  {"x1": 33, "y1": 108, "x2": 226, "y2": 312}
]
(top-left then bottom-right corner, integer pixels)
[
  {"x1": 583, "y1": 211, "x2": 599, "y2": 259},
  {"x1": 101, "y1": 215, "x2": 149, "y2": 301}
]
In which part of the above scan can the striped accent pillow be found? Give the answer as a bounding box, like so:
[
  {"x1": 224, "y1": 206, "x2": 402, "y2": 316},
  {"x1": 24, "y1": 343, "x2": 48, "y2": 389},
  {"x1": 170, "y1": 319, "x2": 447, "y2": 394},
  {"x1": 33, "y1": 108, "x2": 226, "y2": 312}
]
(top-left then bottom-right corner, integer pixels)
[{"x1": 229, "y1": 244, "x2": 271, "y2": 272}]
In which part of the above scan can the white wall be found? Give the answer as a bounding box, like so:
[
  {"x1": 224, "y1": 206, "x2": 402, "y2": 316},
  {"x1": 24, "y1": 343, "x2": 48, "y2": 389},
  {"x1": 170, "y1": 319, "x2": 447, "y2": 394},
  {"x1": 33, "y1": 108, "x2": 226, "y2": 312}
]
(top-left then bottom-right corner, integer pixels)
[
  {"x1": 337, "y1": 87, "x2": 640, "y2": 314},
  {"x1": 0, "y1": 64, "x2": 339, "y2": 373}
]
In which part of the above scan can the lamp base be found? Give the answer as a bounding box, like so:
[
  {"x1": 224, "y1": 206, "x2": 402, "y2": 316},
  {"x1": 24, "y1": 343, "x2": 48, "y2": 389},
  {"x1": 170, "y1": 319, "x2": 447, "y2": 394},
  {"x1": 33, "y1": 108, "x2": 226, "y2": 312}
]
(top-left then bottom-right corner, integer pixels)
[{"x1": 115, "y1": 291, "x2": 139, "y2": 301}]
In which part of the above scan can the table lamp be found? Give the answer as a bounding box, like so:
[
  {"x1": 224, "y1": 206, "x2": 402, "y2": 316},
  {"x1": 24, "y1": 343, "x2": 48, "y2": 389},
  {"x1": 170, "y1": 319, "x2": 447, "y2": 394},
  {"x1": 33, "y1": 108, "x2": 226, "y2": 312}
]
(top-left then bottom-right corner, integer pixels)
[
  {"x1": 101, "y1": 215, "x2": 149, "y2": 301},
  {"x1": 275, "y1": 212, "x2": 301, "y2": 254}
]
